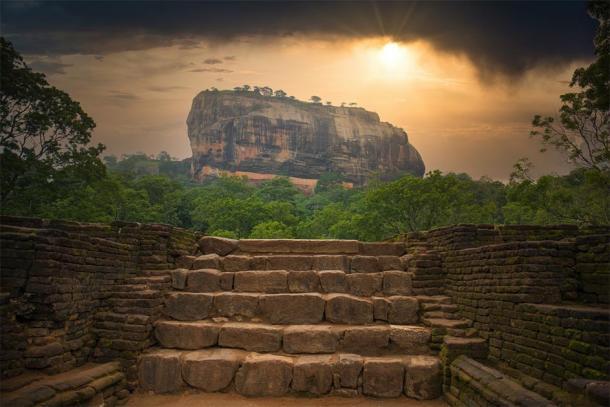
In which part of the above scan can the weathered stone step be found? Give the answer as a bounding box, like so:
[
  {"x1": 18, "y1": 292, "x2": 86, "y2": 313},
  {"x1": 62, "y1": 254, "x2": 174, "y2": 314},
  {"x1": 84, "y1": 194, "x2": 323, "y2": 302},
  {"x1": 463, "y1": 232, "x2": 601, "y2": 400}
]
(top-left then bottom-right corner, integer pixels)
[
  {"x1": 1, "y1": 362, "x2": 128, "y2": 406},
  {"x1": 422, "y1": 311, "x2": 461, "y2": 320},
  {"x1": 171, "y1": 269, "x2": 414, "y2": 297},
  {"x1": 155, "y1": 320, "x2": 432, "y2": 356},
  {"x1": 420, "y1": 303, "x2": 458, "y2": 312},
  {"x1": 164, "y1": 292, "x2": 420, "y2": 325},
  {"x1": 422, "y1": 318, "x2": 471, "y2": 329},
  {"x1": 416, "y1": 295, "x2": 452, "y2": 304},
  {"x1": 139, "y1": 349, "x2": 441, "y2": 399},
  {"x1": 181, "y1": 254, "x2": 404, "y2": 273},
  {"x1": 447, "y1": 355, "x2": 554, "y2": 406}
]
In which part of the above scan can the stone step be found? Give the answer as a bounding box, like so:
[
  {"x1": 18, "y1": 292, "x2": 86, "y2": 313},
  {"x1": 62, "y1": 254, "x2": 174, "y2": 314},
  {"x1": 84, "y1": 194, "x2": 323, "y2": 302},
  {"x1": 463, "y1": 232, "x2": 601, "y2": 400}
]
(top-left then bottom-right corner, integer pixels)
[
  {"x1": 155, "y1": 320, "x2": 432, "y2": 356},
  {"x1": 416, "y1": 295, "x2": 452, "y2": 304},
  {"x1": 422, "y1": 311, "x2": 461, "y2": 320},
  {"x1": 447, "y1": 355, "x2": 554, "y2": 406},
  {"x1": 420, "y1": 303, "x2": 458, "y2": 312},
  {"x1": 1, "y1": 362, "x2": 128, "y2": 406},
  {"x1": 139, "y1": 349, "x2": 441, "y2": 399},
  {"x1": 422, "y1": 318, "x2": 471, "y2": 329},
  {"x1": 185, "y1": 254, "x2": 405, "y2": 273},
  {"x1": 164, "y1": 292, "x2": 420, "y2": 325},
  {"x1": 171, "y1": 269, "x2": 414, "y2": 297}
]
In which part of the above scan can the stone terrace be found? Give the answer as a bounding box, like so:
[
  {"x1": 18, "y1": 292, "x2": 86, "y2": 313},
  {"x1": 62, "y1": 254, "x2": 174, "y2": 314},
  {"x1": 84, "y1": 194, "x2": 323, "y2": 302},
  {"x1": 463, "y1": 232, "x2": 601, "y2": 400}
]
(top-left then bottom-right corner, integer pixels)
[{"x1": 0, "y1": 218, "x2": 608, "y2": 406}]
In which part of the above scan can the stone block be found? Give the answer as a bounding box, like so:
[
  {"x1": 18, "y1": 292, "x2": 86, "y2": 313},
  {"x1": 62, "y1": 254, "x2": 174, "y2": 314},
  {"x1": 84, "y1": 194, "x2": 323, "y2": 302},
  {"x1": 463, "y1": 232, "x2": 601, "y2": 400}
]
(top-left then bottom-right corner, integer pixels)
[
  {"x1": 387, "y1": 296, "x2": 419, "y2": 324},
  {"x1": 213, "y1": 293, "x2": 259, "y2": 318},
  {"x1": 342, "y1": 326, "x2": 389, "y2": 354},
  {"x1": 259, "y1": 294, "x2": 325, "y2": 324},
  {"x1": 333, "y1": 354, "x2": 363, "y2": 389},
  {"x1": 347, "y1": 273, "x2": 382, "y2": 296},
  {"x1": 182, "y1": 349, "x2": 245, "y2": 392},
  {"x1": 325, "y1": 294, "x2": 373, "y2": 324},
  {"x1": 170, "y1": 269, "x2": 188, "y2": 290},
  {"x1": 283, "y1": 325, "x2": 339, "y2": 354},
  {"x1": 404, "y1": 356, "x2": 442, "y2": 400},
  {"x1": 362, "y1": 358, "x2": 404, "y2": 398},
  {"x1": 288, "y1": 271, "x2": 320, "y2": 292},
  {"x1": 382, "y1": 271, "x2": 412, "y2": 296},
  {"x1": 378, "y1": 256, "x2": 404, "y2": 271},
  {"x1": 238, "y1": 239, "x2": 359, "y2": 254},
  {"x1": 351, "y1": 256, "x2": 381, "y2": 273},
  {"x1": 219, "y1": 272, "x2": 234, "y2": 290},
  {"x1": 186, "y1": 269, "x2": 222, "y2": 292},
  {"x1": 373, "y1": 297, "x2": 389, "y2": 321},
  {"x1": 266, "y1": 255, "x2": 313, "y2": 271},
  {"x1": 198, "y1": 236, "x2": 238, "y2": 256},
  {"x1": 389, "y1": 326, "x2": 430, "y2": 353},
  {"x1": 165, "y1": 293, "x2": 213, "y2": 321},
  {"x1": 193, "y1": 254, "x2": 220, "y2": 269},
  {"x1": 319, "y1": 270, "x2": 347, "y2": 293},
  {"x1": 292, "y1": 356, "x2": 333, "y2": 395},
  {"x1": 313, "y1": 255, "x2": 349, "y2": 271},
  {"x1": 138, "y1": 350, "x2": 183, "y2": 393},
  {"x1": 234, "y1": 271, "x2": 287, "y2": 293},
  {"x1": 155, "y1": 321, "x2": 218, "y2": 349},
  {"x1": 235, "y1": 354, "x2": 293, "y2": 396},
  {"x1": 218, "y1": 323, "x2": 282, "y2": 352},
  {"x1": 221, "y1": 255, "x2": 251, "y2": 272},
  {"x1": 176, "y1": 256, "x2": 195, "y2": 269},
  {"x1": 359, "y1": 242, "x2": 406, "y2": 256}
]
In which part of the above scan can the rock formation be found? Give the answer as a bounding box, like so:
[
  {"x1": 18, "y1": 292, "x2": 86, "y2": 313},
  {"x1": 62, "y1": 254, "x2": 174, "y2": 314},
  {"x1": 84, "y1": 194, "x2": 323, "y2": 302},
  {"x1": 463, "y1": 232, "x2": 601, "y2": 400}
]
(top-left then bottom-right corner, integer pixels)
[{"x1": 187, "y1": 90, "x2": 425, "y2": 187}]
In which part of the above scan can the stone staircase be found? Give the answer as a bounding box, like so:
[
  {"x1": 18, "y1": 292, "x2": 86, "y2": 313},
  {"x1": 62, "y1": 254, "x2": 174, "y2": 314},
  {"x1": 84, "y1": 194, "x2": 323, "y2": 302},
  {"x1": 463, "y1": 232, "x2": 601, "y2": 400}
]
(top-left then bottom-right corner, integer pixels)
[{"x1": 138, "y1": 238, "x2": 447, "y2": 400}]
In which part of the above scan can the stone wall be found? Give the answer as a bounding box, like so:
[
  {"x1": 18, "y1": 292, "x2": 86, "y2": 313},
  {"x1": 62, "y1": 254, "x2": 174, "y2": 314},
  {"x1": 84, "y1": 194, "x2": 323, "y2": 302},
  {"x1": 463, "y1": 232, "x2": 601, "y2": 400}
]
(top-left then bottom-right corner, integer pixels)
[
  {"x1": 439, "y1": 232, "x2": 610, "y2": 392},
  {"x1": 0, "y1": 217, "x2": 199, "y2": 381}
]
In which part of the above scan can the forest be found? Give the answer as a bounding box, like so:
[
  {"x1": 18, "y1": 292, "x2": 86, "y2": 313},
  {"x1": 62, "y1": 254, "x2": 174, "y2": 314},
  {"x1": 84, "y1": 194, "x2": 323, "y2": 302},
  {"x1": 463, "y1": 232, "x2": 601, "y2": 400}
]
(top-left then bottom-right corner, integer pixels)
[{"x1": 1, "y1": 1, "x2": 608, "y2": 241}]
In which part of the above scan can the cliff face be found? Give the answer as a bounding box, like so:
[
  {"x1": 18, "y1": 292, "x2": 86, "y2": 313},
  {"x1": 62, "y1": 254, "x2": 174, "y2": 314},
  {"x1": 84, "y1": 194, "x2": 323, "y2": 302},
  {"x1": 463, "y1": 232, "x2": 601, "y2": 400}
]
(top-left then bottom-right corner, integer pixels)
[{"x1": 187, "y1": 90, "x2": 425, "y2": 185}]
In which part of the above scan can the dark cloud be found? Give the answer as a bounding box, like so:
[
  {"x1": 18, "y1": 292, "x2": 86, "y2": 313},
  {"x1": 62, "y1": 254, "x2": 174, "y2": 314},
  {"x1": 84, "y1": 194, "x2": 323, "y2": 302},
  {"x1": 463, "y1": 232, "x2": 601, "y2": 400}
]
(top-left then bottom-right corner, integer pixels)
[
  {"x1": 224, "y1": 55, "x2": 236, "y2": 61},
  {"x1": 2, "y1": 1, "x2": 596, "y2": 78},
  {"x1": 94, "y1": 55, "x2": 104, "y2": 61},
  {"x1": 148, "y1": 85, "x2": 187, "y2": 92},
  {"x1": 203, "y1": 58, "x2": 223, "y2": 64},
  {"x1": 189, "y1": 67, "x2": 233, "y2": 73},
  {"x1": 28, "y1": 59, "x2": 72, "y2": 75}
]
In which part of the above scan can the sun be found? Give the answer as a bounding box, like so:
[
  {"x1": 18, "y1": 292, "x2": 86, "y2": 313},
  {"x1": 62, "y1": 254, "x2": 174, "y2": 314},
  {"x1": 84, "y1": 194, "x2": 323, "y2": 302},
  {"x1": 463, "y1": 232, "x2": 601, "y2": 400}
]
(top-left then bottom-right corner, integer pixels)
[{"x1": 379, "y1": 42, "x2": 407, "y2": 67}]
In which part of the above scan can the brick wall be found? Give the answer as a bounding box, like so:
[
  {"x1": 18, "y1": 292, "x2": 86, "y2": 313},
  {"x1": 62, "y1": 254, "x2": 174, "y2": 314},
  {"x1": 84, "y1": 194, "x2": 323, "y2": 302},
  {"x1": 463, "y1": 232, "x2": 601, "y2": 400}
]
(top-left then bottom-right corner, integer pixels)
[{"x1": 0, "y1": 217, "x2": 198, "y2": 380}]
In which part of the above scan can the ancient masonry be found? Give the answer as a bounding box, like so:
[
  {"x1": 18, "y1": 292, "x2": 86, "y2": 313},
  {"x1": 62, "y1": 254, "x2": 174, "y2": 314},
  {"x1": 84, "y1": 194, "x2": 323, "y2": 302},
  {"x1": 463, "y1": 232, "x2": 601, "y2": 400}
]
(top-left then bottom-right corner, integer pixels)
[{"x1": 1, "y1": 218, "x2": 608, "y2": 406}]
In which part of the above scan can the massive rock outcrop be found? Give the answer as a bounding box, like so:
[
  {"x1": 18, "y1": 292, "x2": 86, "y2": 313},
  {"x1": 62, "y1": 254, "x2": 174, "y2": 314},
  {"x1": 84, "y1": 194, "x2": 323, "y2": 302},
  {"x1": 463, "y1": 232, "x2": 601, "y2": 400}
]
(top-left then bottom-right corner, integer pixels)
[{"x1": 187, "y1": 90, "x2": 424, "y2": 187}]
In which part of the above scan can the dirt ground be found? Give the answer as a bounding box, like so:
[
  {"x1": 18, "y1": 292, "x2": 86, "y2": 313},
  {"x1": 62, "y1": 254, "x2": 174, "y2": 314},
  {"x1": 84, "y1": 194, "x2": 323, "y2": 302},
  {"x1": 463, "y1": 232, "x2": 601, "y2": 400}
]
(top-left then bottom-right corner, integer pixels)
[{"x1": 126, "y1": 392, "x2": 448, "y2": 407}]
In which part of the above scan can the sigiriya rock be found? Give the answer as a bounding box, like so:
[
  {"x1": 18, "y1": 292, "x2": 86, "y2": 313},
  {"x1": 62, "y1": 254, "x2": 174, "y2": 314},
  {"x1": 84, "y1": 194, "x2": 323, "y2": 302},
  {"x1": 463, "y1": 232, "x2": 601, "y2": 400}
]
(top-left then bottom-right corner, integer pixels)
[{"x1": 187, "y1": 89, "x2": 425, "y2": 187}]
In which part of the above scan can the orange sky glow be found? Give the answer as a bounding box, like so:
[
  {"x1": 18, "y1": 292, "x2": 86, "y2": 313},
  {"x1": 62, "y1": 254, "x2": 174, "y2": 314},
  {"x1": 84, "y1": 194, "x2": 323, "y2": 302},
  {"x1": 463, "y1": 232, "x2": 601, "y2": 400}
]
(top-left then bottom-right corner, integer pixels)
[{"x1": 31, "y1": 36, "x2": 585, "y2": 180}]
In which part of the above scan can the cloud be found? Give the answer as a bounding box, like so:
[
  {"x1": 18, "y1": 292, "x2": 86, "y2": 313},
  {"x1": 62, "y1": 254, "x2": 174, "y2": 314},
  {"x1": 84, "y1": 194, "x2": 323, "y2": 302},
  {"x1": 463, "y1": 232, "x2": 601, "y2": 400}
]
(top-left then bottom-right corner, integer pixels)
[
  {"x1": 28, "y1": 59, "x2": 72, "y2": 75},
  {"x1": 203, "y1": 58, "x2": 223, "y2": 64},
  {"x1": 189, "y1": 67, "x2": 233, "y2": 73},
  {"x1": 224, "y1": 55, "x2": 236, "y2": 61},
  {"x1": 3, "y1": 1, "x2": 596, "y2": 79},
  {"x1": 108, "y1": 91, "x2": 138, "y2": 100},
  {"x1": 216, "y1": 77, "x2": 224, "y2": 82},
  {"x1": 94, "y1": 55, "x2": 104, "y2": 61},
  {"x1": 148, "y1": 85, "x2": 187, "y2": 92}
]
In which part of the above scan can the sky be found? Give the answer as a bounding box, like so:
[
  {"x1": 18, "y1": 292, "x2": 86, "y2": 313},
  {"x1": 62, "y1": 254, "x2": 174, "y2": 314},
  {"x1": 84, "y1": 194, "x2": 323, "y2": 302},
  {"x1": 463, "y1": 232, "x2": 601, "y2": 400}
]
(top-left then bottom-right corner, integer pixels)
[{"x1": 1, "y1": 1, "x2": 598, "y2": 180}]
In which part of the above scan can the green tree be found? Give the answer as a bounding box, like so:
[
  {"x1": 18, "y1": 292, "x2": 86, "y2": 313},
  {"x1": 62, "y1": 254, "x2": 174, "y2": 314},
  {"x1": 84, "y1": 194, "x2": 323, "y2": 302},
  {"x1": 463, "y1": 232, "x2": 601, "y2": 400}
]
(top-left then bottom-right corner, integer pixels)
[
  {"x1": 0, "y1": 38, "x2": 105, "y2": 211},
  {"x1": 531, "y1": 2, "x2": 609, "y2": 171},
  {"x1": 249, "y1": 221, "x2": 293, "y2": 238}
]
